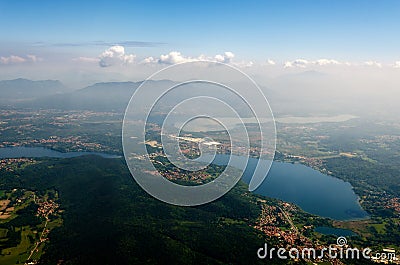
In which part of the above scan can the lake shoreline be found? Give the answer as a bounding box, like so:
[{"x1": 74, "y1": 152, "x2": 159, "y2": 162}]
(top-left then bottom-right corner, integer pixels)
[
  {"x1": 0, "y1": 146, "x2": 369, "y2": 222},
  {"x1": 0, "y1": 146, "x2": 121, "y2": 159}
]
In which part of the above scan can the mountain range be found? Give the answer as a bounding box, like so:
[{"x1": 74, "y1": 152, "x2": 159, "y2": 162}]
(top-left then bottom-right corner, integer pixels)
[{"x1": 0, "y1": 78, "x2": 68, "y2": 103}]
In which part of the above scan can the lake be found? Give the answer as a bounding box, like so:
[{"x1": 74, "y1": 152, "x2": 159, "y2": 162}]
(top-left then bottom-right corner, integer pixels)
[
  {"x1": 0, "y1": 147, "x2": 369, "y2": 221},
  {"x1": 208, "y1": 154, "x2": 369, "y2": 221},
  {"x1": 0, "y1": 146, "x2": 120, "y2": 159}
]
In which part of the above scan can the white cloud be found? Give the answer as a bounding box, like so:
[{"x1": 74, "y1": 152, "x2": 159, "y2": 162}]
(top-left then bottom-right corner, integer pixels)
[
  {"x1": 141, "y1": 56, "x2": 157, "y2": 64},
  {"x1": 314, "y1": 59, "x2": 340, "y2": 66},
  {"x1": 266, "y1": 59, "x2": 276, "y2": 65},
  {"x1": 364, "y1": 61, "x2": 382, "y2": 68},
  {"x1": 0, "y1": 54, "x2": 42, "y2": 65},
  {"x1": 214, "y1": 51, "x2": 235, "y2": 63},
  {"x1": 156, "y1": 51, "x2": 213, "y2": 64},
  {"x1": 284, "y1": 58, "x2": 342, "y2": 68},
  {"x1": 392, "y1": 61, "x2": 400, "y2": 68},
  {"x1": 99, "y1": 45, "x2": 136, "y2": 67},
  {"x1": 284, "y1": 59, "x2": 309, "y2": 68},
  {"x1": 158, "y1": 51, "x2": 193, "y2": 64},
  {"x1": 0, "y1": 55, "x2": 26, "y2": 64},
  {"x1": 145, "y1": 51, "x2": 237, "y2": 65},
  {"x1": 26, "y1": 54, "x2": 43, "y2": 62},
  {"x1": 283, "y1": 61, "x2": 293, "y2": 68},
  {"x1": 72, "y1": 57, "x2": 99, "y2": 63}
]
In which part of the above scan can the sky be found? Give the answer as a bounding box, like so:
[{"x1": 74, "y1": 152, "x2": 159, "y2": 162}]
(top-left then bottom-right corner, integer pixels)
[{"x1": 1, "y1": 0, "x2": 400, "y2": 87}]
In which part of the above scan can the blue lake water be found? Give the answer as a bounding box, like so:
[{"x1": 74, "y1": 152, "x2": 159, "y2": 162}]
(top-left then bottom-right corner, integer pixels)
[
  {"x1": 209, "y1": 154, "x2": 369, "y2": 221},
  {"x1": 0, "y1": 147, "x2": 369, "y2": 221},
  {"x1": 0, "y1": 146, "x2": 120, "y2": 159}
]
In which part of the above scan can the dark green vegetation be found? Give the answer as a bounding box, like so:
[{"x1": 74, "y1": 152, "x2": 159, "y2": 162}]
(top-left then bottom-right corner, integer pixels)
[{"x1": 1, "y1": 156, "x2": 293, "y2": 265}]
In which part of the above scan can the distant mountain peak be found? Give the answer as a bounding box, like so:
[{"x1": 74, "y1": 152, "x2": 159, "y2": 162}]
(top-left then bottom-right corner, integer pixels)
[{"x1": 0, "y1": 78, "x2": 68, "y2": 102}]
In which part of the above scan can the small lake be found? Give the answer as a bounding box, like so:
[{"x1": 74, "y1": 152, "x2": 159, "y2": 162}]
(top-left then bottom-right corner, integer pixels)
[
  {"x1": 209, "y1": 154, "x2": 369, "y2": 221},
  {"x1": 0, "y1": 147, "x2": 120, "y2": 159}
]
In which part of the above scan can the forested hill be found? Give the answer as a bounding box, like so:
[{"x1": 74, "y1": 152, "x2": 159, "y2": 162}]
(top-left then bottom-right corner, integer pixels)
[{"x1": 2, "y1": 156, "x2": 287, "y2": 265}]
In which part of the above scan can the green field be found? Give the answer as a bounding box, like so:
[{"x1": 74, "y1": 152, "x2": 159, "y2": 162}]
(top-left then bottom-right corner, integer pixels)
[
  {"x1": 370, "y1": 222, "x2": 386, "y2": 234},
  {"x1": 0, "y1": 226, "x2": 32, "y2": 265}
]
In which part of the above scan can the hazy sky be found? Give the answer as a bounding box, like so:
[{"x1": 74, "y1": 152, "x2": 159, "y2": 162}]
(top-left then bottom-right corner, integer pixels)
[{"x1": 1, "y1": 0, "x2": 400, "y2": 88}]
